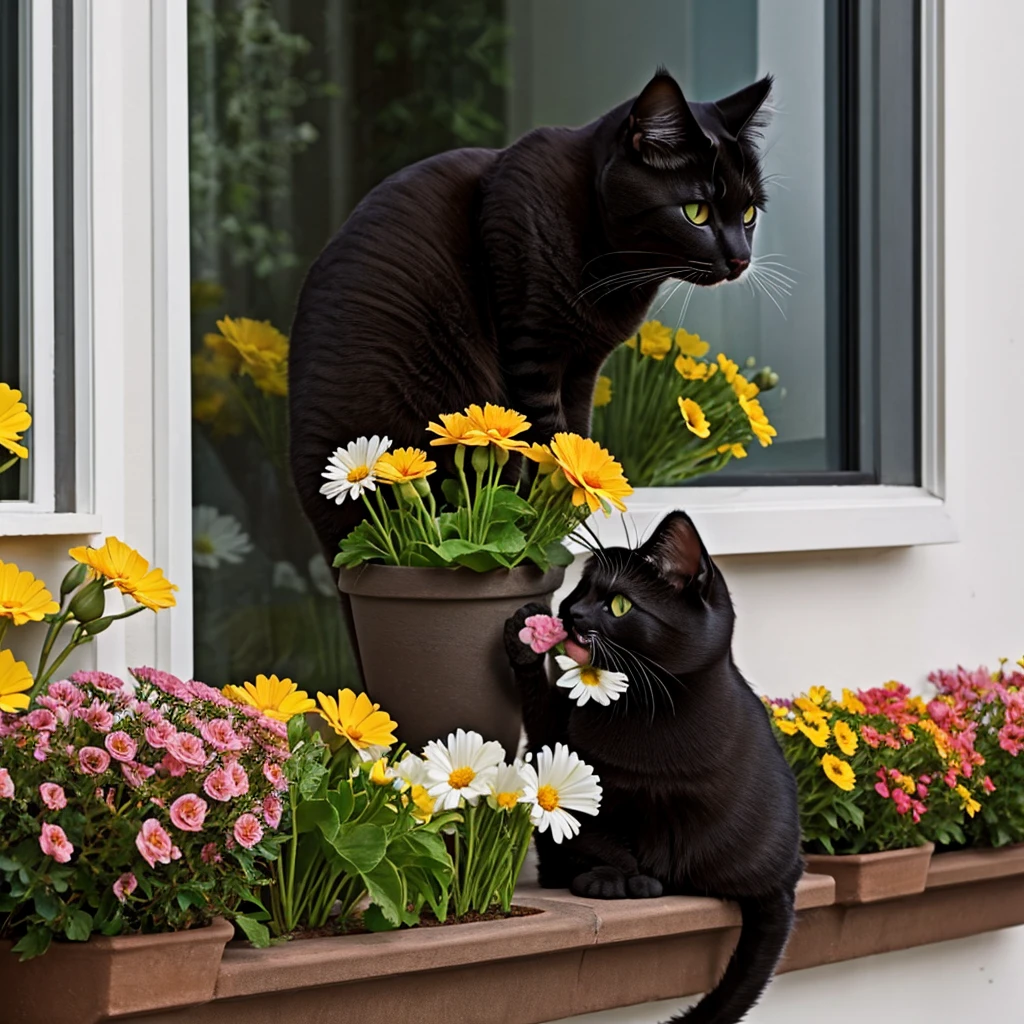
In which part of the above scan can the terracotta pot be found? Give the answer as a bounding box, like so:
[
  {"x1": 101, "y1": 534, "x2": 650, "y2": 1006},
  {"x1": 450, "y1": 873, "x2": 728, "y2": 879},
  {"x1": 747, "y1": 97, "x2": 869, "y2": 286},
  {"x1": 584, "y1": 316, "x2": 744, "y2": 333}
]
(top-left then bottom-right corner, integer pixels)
[
  {"x1": 338, "y1": 564, "x2": 564, "y2": 754},
  {"x1": 803, "y1": 842, "x2": 934, "y2": 905},
  {"x1": 0, "y1": 917, "x2": 233, "y2": 1024}
]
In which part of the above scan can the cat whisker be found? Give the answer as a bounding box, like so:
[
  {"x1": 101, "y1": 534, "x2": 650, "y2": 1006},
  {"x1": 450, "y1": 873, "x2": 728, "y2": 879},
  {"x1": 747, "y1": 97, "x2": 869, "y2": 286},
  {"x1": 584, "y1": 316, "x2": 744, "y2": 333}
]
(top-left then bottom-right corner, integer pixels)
[
  {"x1": 747, "y1": 270, "x2": 787, "y2": 319},
  {"x1": 676, "y1": 282, "x2": 697, "y2": 329}
]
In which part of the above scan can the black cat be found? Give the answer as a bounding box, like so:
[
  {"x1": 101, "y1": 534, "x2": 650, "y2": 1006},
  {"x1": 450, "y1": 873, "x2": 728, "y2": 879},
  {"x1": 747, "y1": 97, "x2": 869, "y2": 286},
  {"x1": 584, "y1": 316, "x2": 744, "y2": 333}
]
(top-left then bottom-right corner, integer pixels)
[
  {"x1": 505, "y1": 512, "x2": 801, "y2": 1024},
  {"x1": 289, "y1": 69, "x2": 773, "y2": 561}
]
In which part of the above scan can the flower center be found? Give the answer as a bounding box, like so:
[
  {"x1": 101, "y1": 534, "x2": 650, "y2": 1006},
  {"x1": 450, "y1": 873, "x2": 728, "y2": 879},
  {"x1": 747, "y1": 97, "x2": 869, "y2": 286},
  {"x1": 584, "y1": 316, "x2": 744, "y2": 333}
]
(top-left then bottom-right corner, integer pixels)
[
  {"x1": 346, "y1": 726, "x2": 363, "y2": 741},
  {"x1": 448, "y1": 766, "x2": 475, "y2": 789},
  {"x1": 496, "y1": 791, "x2": 519, "y2": 810},
  {"x1": 347, "y1": 465, "x2": 370, "y2": 483},
  {"x1": 195, "y1": 536, "x2": 215, "y2": 554},
  {"x1": 579, "y1": 668, "x2": 601, "y2": 687},
  {"x1": 582, "y1": 472, "x2": 604, "y2": 489},
  {"x1": 536, "y1": 784, "x2": 560, "y2": 812}
]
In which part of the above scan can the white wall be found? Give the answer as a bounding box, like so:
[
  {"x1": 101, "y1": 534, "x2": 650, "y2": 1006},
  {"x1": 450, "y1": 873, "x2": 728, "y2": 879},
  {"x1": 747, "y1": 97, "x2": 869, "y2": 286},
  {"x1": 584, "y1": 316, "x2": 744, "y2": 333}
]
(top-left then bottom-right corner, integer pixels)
[{"x1": 547, "y1": 2, "x2": 1024, "y2": 1021}]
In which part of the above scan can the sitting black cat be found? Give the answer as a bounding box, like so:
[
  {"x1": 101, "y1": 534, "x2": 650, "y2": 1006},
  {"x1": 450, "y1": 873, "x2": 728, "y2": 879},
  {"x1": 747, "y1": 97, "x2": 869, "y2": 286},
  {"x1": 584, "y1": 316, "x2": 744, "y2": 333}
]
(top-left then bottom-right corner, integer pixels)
[{"x1": 504, "y1": 511, "x2": 801, "y2": 1024}]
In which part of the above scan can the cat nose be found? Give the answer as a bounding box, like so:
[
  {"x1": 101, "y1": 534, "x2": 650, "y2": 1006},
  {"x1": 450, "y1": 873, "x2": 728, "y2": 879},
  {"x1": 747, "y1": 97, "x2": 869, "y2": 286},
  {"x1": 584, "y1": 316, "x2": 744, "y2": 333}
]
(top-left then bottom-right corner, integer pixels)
[{"x1": 730, "y1": 258, "x2": 749, "y2": 271}]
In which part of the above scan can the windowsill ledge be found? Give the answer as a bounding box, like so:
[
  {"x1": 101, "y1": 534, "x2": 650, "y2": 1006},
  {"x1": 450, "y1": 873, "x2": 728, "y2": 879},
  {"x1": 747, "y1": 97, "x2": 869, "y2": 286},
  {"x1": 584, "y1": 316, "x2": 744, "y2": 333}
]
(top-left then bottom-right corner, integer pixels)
[
  {"x1": 0, "y1": 511, "x2": 102, "y2": 538},
  {"x1": 109, "y1": 849, "x2": 1024, "y2": 1024}
]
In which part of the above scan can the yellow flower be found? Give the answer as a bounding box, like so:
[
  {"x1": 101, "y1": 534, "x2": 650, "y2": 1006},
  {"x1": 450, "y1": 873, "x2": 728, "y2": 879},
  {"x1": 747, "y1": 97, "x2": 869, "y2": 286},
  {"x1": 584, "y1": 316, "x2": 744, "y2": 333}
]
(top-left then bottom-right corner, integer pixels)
[
  {"x1": 808, "y1": 686, "x2": 829, "y2": 705},
  {"x1": 0, "y1": 561, "x2": 59, "y2": 626},
  {"x1": 522, "y1": 443, "x2": 559, "y2": 474},
  {"x1": 593, "y1": 375, "x2": 613, "y2": 408},
  {"x1": 678, "y1": 397, "x2": 711, "y2": 438},
  {"x1": 716, "y1": 353, "x2": 740, "y2": 383},
  {"x1": 627, "y1": 320, "x2": 674, "y2": 359},
  {"x1": 549, "y1": 433, "x2": 633, "y2": 514},
  {"x1": 0, "y1": 383, "x2": 31, "y2": 461},
  {"x1": 731, "y1": 374, "x2": 760, "y2": 400},
  {"x1": 907, "y1": 696, "x2": 928, "y2": 715},
  {"x1": 407, "y1": 784, "x2": 435, "y2": 823},
  {"x1": 68, "y1": 536, "x2": 177, "y2": 612},
  {"x1": 883, "y1": 681, "x2": 902, "y2": 691},
  {"x1": 838, "y1": 688, "x2": 867, "y2": 715},
  {"x1": 208, "y1": 317, "x2": 289, "y2": 395},
  {"x1": 739, "y1": 395, "x2": 777, "y2": 448},
  {"x1": 797, "y1": 718, "x2": 830, "y2": 748},
  {"x1": 1017, "y1": 656, "x2": 1023, "y2": 670},
  {"x1": 464, "y1": 403, "x2": 531, "y2": 451},
  {"x1": 776, "y1": 719, "x2": 799, "y2": 736},
  {"x1": 676, "y1": 328, "x2": 710, "y2": 358},
  {"x1": 0, "y1": 649, "x2": 32, "y2": 714},
  {"x1": 426, "y1": 411, "x2": 489, "y2": 447},
  {"x1": 833, "y1": 720, "x2": 859, "y2": 757},
  {"x1": 369, "y1": 758, "x2": 395, "y2": 786},
  {"x1": 794, "y1": 697, "x2": 831, "y2": 724},
  {"x1": 956, "y1": 785, "x2": 981, "y2": 818},
  {"x1": 717, "y1": 443, "x2": 747, "y2": 459},
  {"x1": 822, "y1": 753, "x2": 856, "y2": 792},
  {"x1": 894, "y1": 772, "x2": 915, "y2": 794},
  {"x1": 674, "y1": 354, "x2": 713, "y2": 381},
  {"x1": 223, "y1": 674, "x2": 316, "y2": 722},
  {"x1": 375, "y1": 447, "x2": 437, "y2": 484},
  {"x1": 317, "y1": 688, "x2": 398, "y2": 753}
]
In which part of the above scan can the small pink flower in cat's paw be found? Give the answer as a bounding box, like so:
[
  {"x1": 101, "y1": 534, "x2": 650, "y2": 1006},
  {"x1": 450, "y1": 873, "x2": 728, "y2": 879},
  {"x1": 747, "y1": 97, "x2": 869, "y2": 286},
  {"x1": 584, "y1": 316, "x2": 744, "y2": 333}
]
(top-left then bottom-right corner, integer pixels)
[{"x1": 519, "y1": 614, "x2": 567, "y2": 654}]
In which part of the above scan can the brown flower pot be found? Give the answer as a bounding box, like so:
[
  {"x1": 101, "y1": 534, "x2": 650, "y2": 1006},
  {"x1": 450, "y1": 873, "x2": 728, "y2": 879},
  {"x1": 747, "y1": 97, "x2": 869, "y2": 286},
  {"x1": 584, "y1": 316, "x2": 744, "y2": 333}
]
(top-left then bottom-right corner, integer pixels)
[
  {"x1": 0, "y1": 916, "x2": 233, "y2": 1024},
  {"x1": 338, "y1": 564, "x2": 564, "y2": 754},
  {"x1": 803, "y1": 842, "x2": 935, "y2": 905}
]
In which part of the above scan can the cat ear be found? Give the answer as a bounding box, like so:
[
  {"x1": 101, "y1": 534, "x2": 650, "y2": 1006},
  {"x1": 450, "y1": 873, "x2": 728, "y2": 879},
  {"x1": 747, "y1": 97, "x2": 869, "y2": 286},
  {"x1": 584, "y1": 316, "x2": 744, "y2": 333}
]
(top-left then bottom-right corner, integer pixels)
[
  {"x1": 627, "y1": 69, "x2": 710, "y2": 169},
  {"x1": 640, "y1": 511, "x2": 714, "y2": 592},
  {"x1": 713, "y1": 75, "x2": 774, "y2": 146}
]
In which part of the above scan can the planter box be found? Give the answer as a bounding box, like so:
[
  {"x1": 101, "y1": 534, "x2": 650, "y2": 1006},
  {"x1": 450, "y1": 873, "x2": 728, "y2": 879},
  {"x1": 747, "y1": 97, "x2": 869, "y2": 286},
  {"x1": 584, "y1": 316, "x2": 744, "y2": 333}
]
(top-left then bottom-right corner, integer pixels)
[
  {"x1": 1, "y1": 917, "x2": 233, "y2": 1024},
  {"x1": 803, "y1": 842, "x2": 934, "y2": 905}
]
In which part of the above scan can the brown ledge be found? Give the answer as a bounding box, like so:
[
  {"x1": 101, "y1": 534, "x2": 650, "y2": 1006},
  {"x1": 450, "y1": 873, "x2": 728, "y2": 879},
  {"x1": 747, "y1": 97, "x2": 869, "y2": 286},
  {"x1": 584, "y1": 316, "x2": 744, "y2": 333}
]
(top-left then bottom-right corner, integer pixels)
[{"x1": 116, "y1": 859, "x2": 1024, "y2": 1024}]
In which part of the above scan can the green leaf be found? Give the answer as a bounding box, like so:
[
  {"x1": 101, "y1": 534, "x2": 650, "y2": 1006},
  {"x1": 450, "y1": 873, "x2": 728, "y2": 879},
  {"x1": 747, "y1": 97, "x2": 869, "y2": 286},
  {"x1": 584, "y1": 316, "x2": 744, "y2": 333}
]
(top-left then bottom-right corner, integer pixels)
[
  {"x1": 388, "y1": 830, "x2": 452, "y2": 872},
  {"x1": 327, "y1": 784, "x2": 355, "y2": 825},
  {"x1": 429, "y1": 539, "x2": 485, "y2": 562},
  {"x1": 234, "y1": 915, "x2": 271, "y2": 948},
  {"x1": 486, "y1": 488, "x2": 535, "y2": 523},
  {"x1": 287, "y1": 713, "x2": 312, "y2": 750},
  {"x1": 12, "y1": 926, "x2": 51, "y2": 961},
  {"x1": 33, "y1": 891, "x2": 62, "y2": 921},
  {"x1": 325, "y1": 823, "x2": 387, "y2": 874},
  {"x1": 418, "y1": 810, "x2": 462, "y2": 834},
  {"x1": 441, "y1": 478, "x2": 464, "y2": 508},
  {"x1": 482, "y1": 521, "x2": 527, "y2": 554},
  {"x1": 0, "y1": 854, "x2": 20, "y2": 871},
  {"x1": 64, "y1": 910, "x2": 93, "y2": 942},
  {"x1": 455, "y1": 550, "x2": 503, "y2": 572},
  {"x1": 295, "y1": 799, "x2": 339, "y2": 838},
  {"x1": 822, "y1": 809, "x2": 839, "y2": 831},
  {"x1": 362, "y1": 858, "x2": 406, "y2": 927},
  {"x1": 361, "y1": 903, "x2": 400, "y2": 932},
  {"x1": 544, "y1": 541, "x2": 575, "y2": 567},
  {"x1": 298, "y1": 760, "x2": 328, "y2": 801}
]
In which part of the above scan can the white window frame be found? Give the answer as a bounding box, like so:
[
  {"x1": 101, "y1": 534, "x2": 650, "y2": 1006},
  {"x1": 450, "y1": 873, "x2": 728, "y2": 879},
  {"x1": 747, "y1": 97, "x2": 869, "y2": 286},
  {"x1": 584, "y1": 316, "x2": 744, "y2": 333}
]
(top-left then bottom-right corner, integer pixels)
[{"x1": 590, "y1": 3, "x2": 954, "y2": 557}]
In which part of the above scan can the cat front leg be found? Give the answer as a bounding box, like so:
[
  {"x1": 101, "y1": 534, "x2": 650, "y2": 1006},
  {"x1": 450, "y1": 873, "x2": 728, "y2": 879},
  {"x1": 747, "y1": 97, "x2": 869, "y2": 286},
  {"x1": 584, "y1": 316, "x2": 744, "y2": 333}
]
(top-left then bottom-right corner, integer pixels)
[
  {"x1": 503, "y1": 603, "x2": 568, "y2": 749},
  {"x1": 559, "y1": 832, "x2": 663, "y2": 900}
]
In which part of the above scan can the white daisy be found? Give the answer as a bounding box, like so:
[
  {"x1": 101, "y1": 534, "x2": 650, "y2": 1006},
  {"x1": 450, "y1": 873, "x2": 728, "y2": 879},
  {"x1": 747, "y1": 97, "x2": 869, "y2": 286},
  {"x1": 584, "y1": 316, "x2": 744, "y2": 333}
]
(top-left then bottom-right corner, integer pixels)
[
  {"x1": 422, "y1": 728, "x2": 505, "y2": 810},
  {"x1": 394, "y1": 752, "x2": 433, "y2": 790},
  {"x1": 320, "y1": 435, "x2": 392, "y2": 504},
  {"x1": 521, "y1": 743, "x2": 603, "y2": 844},
  {"x1": 554, "y1": 655, "x2": 629, "y2": 707},
  {"x1": 487, "y1": 761, "x2": 529, "y2": 812},
  {"x1": 192, "y1": 506, "x2": 253, "y2": 568},
  {"x1": 272, "y1": 561, "x2": 308, "y2": 593}
]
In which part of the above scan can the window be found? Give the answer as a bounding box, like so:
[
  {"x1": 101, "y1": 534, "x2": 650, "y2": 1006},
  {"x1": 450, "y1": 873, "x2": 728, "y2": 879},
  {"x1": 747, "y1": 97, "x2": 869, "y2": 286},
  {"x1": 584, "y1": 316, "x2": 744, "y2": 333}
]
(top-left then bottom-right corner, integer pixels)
[{"x1": 187, "y1": 0, "x2": 932, "y2": 690}]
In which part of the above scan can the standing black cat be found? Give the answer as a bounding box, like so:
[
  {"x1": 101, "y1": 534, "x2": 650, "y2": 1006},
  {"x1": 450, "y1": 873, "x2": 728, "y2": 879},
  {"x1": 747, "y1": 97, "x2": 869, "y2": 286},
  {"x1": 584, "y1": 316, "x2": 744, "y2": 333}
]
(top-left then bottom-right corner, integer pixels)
[
  {"x1": 505, "y1": 512, "x2": 801, "y2": 1024},
  {"x1": 289, "y1": 69, "x2": 772, "y2": 559}
]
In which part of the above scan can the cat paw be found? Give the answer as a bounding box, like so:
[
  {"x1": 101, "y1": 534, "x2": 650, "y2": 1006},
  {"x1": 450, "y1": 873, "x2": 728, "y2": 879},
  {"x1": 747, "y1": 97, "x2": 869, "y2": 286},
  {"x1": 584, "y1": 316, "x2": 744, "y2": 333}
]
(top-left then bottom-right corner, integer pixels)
[
  {"x1": 626, "y1": 874, "x2": 663, "y2": 899},
  {"x1": 571, "y1": 866, "x2": 627, "y2": 899},
  {"x1": 504, "y1": 602, "x2": 554, "y2": 669}
]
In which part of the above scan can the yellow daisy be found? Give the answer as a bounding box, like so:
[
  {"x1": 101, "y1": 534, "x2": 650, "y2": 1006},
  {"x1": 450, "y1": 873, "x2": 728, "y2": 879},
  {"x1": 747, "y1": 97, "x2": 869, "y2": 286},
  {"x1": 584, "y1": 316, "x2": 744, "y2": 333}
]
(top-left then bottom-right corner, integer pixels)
[
  {"x1": 0, "y1": 561, "x2": 60, "y2": 626},
  {"x1": 717, "y1": 443, "x2": 747, "y2": 459},
  {"x1": 678, "y1": 398, "x2": 710, "y2": 438},
  {"x1": 207, "y1": 317, "x2": 289, "y2": 395},
  {"x1": 549, "y1": 433, "x2": 633, "y2": 514},
  {"x1": 716, "y1": 353, "x2": 740, "y2": 383},
  {"x1": 223, "y1": 674, "x2": 316, "y2": 722},
  {"x1": 739, "y1": 395, "x2": 778, "y2": 447},
  {"x1": 0, "y1": 383, "x2": 31, "y2": 461},
  {"x1": 626, "y1": 320, "x2": 674, "y2": 359},
  {"x1": 318, "y1": 688, "x2": 398, "y2": 755},
  {"x1": 822, "y1": 753, "x2": 856, "y2": 792},
  {"x1": 838, "y1": 688, "x2": 867, "y2": 715},
  {"x1": 775, "y1": 719, "x2": 799, "y2": 736},
  {"x1": 674, "y1": 354, "x2": 713, "y2": 381},
  {"x1": 676, "y1": 328, "x2": 710, "y2": 358},
  {"x1": 522, "y1": 442, "x2": 559, "y2": 474},
  {"x1": 593, "y1": 375, "x2": 613, "y2": 408},
  {"x1": 0, "y1": 649, "x2": 32, "y2": 713},
  {"x1": 808, "y1": 685, "x2": 830, "y2": 705},
  {"x1": 731, "y1": 374, "x2": 761, "y2": 400},
  {"x1": 375, "y1": 447, "x2": 437, "y2": 484},
  {"x1": 833, "y1": 720, "x2": 859, "y2": 757},
  {"x1": 426, "y1": 411, "x2": 489, "y2": 447},
  {"x1": 956, "y1": 784, "x2": 981, "y2": 818},
  {"x1": 68, "y1": 537, "x2": 177, "y2": 612},
  {"x1": 797, "y1": 718, "x2": 830, "y2": 748},
  {"x1": 794, "y1": 697, "x2": 831, "y2": 725},
  {"x1": 464, "y1": 403, "x2": 532, "y2": 451}
]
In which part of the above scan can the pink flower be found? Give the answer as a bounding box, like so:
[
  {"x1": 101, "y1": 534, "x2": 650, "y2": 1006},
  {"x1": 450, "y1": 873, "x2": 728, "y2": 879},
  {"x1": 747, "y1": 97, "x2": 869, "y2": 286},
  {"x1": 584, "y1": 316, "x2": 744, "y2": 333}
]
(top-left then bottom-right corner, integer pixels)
[
  {"x1": 203, "y1": 767, "x2": 234, "y2": 802},
  {"x1": 70, "y1": 671, "x2": 124, "y2": 692},
  {"x1": 200, "y1": 718, "x2": 243, "y2": 752},
  {"x1": 39, "y1": 783, "x2": 66, "y2": 810},
  {"x1": 165, "y1": 732, "x2": 208, "y2": 768},
  {"x1": 121, "y1": 761, "x2": 156, "y2": 788},
  {"x1": 892, "y1": 789, "x2": 912, "y2": 815},
  {"x1": 983, "y1": 775, "x2": 997, "y2": 793},
  {"x1": 104, "y1": 730, "x2": 137, "y2": 763},
  {"x1": 171, "y1": 845, "x2": 182, "y2": 861},
  {"x1": 927, "y1": 700, "x2": 951, "y2": 725},
  {"x1": 131, "y1": 667, "x2": 193, "y2": 701},
  {"x1": 263, "y1": 761, "x2": 288, "y2": 792},
  {"x1": 135, "y1": 818, "x2": 174, "y2": 868},
  {"x1": 170, "y1": 793, "x2": 208, "y2": 832},
  {"x1": 78, "y1": 746, "x2": 111, "y2": 775},
  {"x1": 0, "y1": 768, "x2": 13, "y2": 798},
  {"x1": 233, "y1": 813, "x2": 263, "y2": 849},
  {"x1": 999, "y1": 722, "x2": 1024, "y2": 756},
  {"x1": 77, "y1": 698, "x2": 115, "y2": 733},
  {"x1": 26, "y1": 709, "x2": 57, "y2": 731},
  {"x1": 518, "y1": 614, "x2": 567, "y2": 654},
  {"x1": 200, "y1": 842, "x2": 222, "y2": 864},
  {"x1": 144, "y1": 719, "x2": 176, "y2": 749},
  {"x1": 225, "y1": 761, "x2": 249, "y2": 797},
  {"x1": 112, "y1": 872, "x2": 137, "y2": 902},
  {"x1": 39, "y1": 823, "x2": 73, "y2": 863},
  {"x1": 188, "y1": 680, "x2": 232, "y2": 708},
  {"x1": 33, "y1": 734, "x2": 52, "y2": 763},
  {"x1": 262, "y1": 793, "x2": 283, "y2": 829},
  {"x1": 861, "y1": 725, "x2": 881, "y2": 748},
  {"x1": 159, "y1": 753, "x2": 187, "y2": 777},
  {"x1": 46, "y1": 680, "x2": 84, "y2": 710}
]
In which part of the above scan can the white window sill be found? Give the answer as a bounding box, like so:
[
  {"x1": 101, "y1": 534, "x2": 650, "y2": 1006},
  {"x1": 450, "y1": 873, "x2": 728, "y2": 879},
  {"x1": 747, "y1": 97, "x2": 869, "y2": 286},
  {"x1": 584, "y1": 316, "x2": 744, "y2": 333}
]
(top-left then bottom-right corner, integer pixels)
[
  {"x1": 0, "y1": 511, "x2": 102, "y2": 537},
  {"x1": 587, "y1": 485, "x2": 958, "y2": 556}
]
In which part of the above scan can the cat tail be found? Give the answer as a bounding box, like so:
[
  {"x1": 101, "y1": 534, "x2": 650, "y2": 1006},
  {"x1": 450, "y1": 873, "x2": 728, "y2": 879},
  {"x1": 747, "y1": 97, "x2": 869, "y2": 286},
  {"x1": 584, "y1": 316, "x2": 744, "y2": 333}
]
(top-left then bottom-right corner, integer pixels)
[{"x1": 665, "y1": 888, "x2": 795, "y2": 1024}]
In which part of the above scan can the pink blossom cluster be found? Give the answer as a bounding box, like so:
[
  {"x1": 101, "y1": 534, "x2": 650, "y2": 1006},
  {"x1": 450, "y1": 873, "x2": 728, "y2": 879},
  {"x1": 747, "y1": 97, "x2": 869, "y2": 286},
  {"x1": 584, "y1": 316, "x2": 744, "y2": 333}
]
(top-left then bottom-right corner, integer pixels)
[
  {"x1": 929, "y1": 665, "x2": 1024, "y2": 758},
  {"x1": 874, "y1": 768, "x2": 929, "y2": 824}
]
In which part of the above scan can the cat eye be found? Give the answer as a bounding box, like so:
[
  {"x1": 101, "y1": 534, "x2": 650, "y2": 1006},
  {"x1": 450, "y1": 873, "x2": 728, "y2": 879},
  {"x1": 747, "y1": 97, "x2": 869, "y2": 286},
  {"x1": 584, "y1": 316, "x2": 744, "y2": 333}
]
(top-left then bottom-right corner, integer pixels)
[
  {"x1": 743, "y1": 205, "x2": 757, "y2": 226},
  {"x1": 682, "y1": 202, "x2": 710, "y2": 226},
  {"x1": 609, "y1": 594, "x2": 633, "y2": 617}
]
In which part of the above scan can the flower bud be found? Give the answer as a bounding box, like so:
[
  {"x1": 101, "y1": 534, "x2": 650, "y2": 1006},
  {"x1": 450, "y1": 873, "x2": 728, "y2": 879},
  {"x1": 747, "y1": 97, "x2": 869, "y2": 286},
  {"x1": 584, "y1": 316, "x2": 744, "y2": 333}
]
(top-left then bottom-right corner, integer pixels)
[
  {"x1": 412, "y1": 477, "x2": 431, "y2": 498},
  {"x1": 549, "y1": 468, "x2": 569, "y2": 492},
  {"x1": 493, "y1": 446, "x2": 510, "y2": 468},
  {"x1": 752, "y1": 367, "x2": 780, "y2": 392},
  {"x1": 60, "y1": 562, "x2": 90, "y2": 597},
  {"x1": 471, "y1": 445, "x2": 491, "y2": 474},
  {"x1": 398, "y1": 482, "x2": 418, "y2": 504},
  {"x1": 82, "y1": 616, "x2": 114, "y2": 636},
  {"x1": 69, "y1": 580, "x2": 106, "y2": 623}
]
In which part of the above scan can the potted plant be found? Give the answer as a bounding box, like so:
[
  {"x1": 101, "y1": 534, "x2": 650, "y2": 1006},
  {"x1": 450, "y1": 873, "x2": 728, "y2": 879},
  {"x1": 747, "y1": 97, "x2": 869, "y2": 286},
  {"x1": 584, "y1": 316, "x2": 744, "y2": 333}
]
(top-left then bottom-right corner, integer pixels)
[
  {"x1": 324, "y1": 403, "x2": 633, "y2": 752},
  {"x1": 590, "y1": 320, "x2": 781, "y2": 486},
  {"x1": 767, "y1": 683, "x2": 984, "y2": 904}
]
